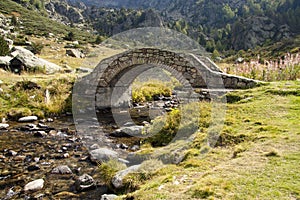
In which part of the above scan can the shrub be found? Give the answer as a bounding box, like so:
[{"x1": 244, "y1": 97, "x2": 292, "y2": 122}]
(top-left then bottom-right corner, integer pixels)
[{"x1": 97, "y1": 159, "x2": 127, "y2": 187}]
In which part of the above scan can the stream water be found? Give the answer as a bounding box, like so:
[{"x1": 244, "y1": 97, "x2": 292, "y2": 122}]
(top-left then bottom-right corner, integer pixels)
[
  {"x1": 0, "y1": 116, "x2": 104, "y2": 199},
  {"x1": 0, "y1": 100, "x2": 176, "y2": 199}
]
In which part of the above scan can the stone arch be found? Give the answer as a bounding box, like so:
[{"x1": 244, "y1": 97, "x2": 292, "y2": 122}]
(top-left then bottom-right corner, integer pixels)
[{"x1": 94, "y1": 48, "x2": 258, "y2": 109}]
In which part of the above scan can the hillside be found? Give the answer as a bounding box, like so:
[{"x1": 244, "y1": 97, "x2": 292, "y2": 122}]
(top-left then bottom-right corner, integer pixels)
[
  {"x1": 0, "y1": 0, "x2": 95, "y2": 43},
  {"x1": 67, "y1": 0, "x2": 300, "y2": 58}
]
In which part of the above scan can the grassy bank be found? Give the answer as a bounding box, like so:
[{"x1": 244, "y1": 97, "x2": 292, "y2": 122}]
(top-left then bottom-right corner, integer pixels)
[
  {"x1": 0, "y1": 71, "x2": 75, "y2": 120},
  {"x1": 102, "y1": 81, "x2": 300, "y2": 199}
]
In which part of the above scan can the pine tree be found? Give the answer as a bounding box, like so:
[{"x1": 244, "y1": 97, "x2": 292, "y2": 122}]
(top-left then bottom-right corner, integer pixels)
[{"x1": 0, "y1": 36, "x2": 10, "y2": 56}]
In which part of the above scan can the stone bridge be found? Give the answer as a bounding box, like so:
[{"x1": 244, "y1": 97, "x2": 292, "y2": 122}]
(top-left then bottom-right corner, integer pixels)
[{"x1": 76, "y1": 48, "x2": 259, "y2": 109}]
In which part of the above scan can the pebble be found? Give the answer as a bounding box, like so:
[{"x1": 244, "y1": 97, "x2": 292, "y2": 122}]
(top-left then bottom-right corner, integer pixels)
[{"x1": 24, "y1": 179, "x2": 44, "y2": 192}]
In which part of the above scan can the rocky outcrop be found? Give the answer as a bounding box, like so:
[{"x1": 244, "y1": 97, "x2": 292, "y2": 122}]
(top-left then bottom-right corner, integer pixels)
[
  {"x1": 45, "y1": 0, "x2": 85, "y2": 25},
  {"x1": 232, "y1": 16, "x2": 292, "y2": 50}
]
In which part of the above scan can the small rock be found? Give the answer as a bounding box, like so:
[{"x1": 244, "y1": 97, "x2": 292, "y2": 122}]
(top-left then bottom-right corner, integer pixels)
[
  {"x1": 75, "y1": 174, "x2": 96, "y2": 191},
  {"x1": 130, "y1": 145, "x2": 140, "y2": 151},
  {"x1": 112, "y1": 165, "x2": 141, "y2": 189},
  {"x1": 89, "y1": 148, "x2": 118, "y2": 163},
  {"x1": 90, "y1": 144, "x2": 100, "y2": 150},
  {"x1": 0, "y1": 123, "x2": 9, "y2": 129},
  {"x1": 37, "y1": 123, "x2": 49, "y2": 129},
  {"x1": 63, "y1": 153, "x2": 70, "y2": 158},
  {"x1": 49, "y1": 130, "x2": 57, "y2": 136},
  {"x1": 24, "y1": 179, "x2": 44, "y2": 192},
  {"x1": 34, "y1": 131, "x2": 47, "y2": 137},
  {"x1": 8, "y1": 150, "x2": 17, "y2": 156},
  {"x1": 76, "y1": 67, "x2": 92, "y2": 73},
  {"x1": 101, "y1": 194, "x2": 118, "y2": 200},
  {"x1": 27, "y1": 165, "x2": 40, "y2": 171},
  {"x1": 5, "y1": 187, "x2": 16, "y2": 199},
  {"x1": 18, "y1": 116, "x2": 38, "y2": 122},
  {"x1": 47, "y1": 118, "x2": 54, "y2": 122},
  {"x1": 14, "y1": 155, "x2": 26, "y2": 161},
  {"x1": 116, "y1": 143, "x2": 128, "y2": 149},
  {"x1": 51, "y1": 165, "x2": 72, "y2": 174},
  {"x1": 123, "y1": 122, "x2": 135, "y2": 127}
]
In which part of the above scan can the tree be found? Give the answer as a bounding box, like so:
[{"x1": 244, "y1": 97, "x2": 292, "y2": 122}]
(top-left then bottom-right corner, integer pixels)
[
  {"x1": 65, "y1": 31, "x2": 75, "y2": 41},
  {"x1": 0, "y1": 36, "x2": 10, "y2": 56},
  {"x1": 11, "y1": 15, "x2": 18, "y2": 26}
]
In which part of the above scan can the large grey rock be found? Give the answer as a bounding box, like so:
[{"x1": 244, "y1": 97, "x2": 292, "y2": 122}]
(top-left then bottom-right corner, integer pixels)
[
  {"x1": 51, "y1": 165, "x2": 72, "y2": 174},
  {"x1": 112, "y1": 164, "x2": 141, "y2": 189},
  {"x1": 0, "y1": 56, "x2": 12, "y2": 66},
  {"x1": 24, "y1": 179, "x2": 44, "y2": 192},
  {"x1": 120, "y1": 126, "x2": 144, "y2": 136},
  {"x1": 18, "y1": 116, "x2": 38, "y2": 122},
  {"x1": 10, "y1": 46, "x2": 62, "y2": 74},
  {"x1": 101, "y1": 194, "x2": 118, "y2": 200},
  {"x1": 75, "y1": 174, "x2": 96, "y2": 191},
  {"x1": 66, "y1": 49, "x2": 85, "y2": 58},
  {"x1": 89, "y1": 148, "x2": 118, "y2": 162}
]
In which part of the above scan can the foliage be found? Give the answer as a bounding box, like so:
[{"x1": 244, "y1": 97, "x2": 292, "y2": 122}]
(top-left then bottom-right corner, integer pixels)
[
  {"x1": 132, "y1": 80, "x2": 173, "y2": 103},
  {"x1": 0, "y1": 36, "x2": 10, "y2": 56}
]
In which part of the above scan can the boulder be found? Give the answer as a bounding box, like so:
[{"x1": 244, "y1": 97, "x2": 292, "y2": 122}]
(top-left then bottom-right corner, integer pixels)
[
  {"x1": 10, "y1": 46, "x2": 62, "y2": 74},
  {"x1": 18, "y1": 116, "x2": 38, "y2": 122},
  {"x1": 75, "y1": 174, "x2": 96, "y2": 191},
  {"x1": 24, "y1": 179, "x2": 44, "y2": 192},
  {"x1": 89, "y1": 148, "x2": 118, "y2": 163},
  {"x1": 112, "y1": 165, "x2": 141, "y2": 189},
  {"x1": 66, "y1": 49, "x2": 85, "y2": 58}
]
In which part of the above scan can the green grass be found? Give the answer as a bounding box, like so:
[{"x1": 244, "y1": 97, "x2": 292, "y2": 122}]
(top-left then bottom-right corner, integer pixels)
[
  {"x1": 132, "y1": 80, "x2": 175, "y2": 103},
  {"x1": 0, "y1": 73, "x2": 75, "y2": 119},
  {"x1": 117, "y1": 81, "x2": 300, "y2": 199}
]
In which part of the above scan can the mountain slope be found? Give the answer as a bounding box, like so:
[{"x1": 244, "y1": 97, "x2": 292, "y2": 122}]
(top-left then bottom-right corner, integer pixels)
[{"x1": 72, "y1": 0, "x2": 300, "y2": 53}]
